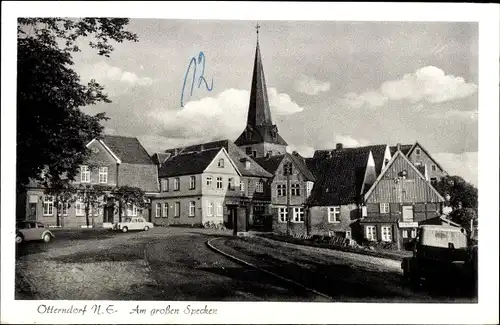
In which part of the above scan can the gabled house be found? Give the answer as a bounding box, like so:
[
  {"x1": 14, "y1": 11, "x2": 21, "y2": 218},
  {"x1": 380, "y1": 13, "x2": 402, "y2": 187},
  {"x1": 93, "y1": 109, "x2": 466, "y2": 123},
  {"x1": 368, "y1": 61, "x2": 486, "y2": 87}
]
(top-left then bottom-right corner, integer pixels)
[
  {"x1": 362, "y1": 147, "x2": 445, "y2": 248},
  {"x1": 152, "y1": 139, "x2": 273, "y2": 229},
  {"x1": 18, "y1": 135, "x2": 158, "y2": 227},
  {"x1": 390, "y1": 142, "x2": 448, "y2": 184},
  {"x1": 150, "y1": 147, "x2": 243, "y2": 227},
  {"x1": 254, "y1": 151, "x2": 315, "y2": 235},
  {"x1": 306, "y1": 149, "x2": 377, "y2": 240}
]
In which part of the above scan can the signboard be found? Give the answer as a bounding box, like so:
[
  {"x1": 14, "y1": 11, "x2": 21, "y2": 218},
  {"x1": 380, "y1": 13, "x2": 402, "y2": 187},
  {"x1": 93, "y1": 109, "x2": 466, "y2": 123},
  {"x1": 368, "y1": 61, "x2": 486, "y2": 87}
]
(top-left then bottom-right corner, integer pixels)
[{"x1": 398, "y1": 221, "x2": 418, "y2": 228}]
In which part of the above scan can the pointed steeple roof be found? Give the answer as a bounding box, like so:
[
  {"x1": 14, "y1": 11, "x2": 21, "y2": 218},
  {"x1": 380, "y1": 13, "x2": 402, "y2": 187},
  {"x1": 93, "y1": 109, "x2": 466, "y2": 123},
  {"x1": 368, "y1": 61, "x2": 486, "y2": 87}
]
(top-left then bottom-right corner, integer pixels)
[{"x1": 246, "y1": 34, "x2": 273, "y2": 127}]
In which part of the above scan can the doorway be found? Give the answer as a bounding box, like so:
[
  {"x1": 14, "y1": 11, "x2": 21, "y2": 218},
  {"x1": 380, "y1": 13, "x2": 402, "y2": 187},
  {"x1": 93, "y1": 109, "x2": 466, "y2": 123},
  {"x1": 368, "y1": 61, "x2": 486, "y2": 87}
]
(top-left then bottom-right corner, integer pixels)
[
  {"x1": 226, "y1": 205, "x2": 237, "y2": 230},
  {"x1": 28, "y1": 203, "x2": 37, "y2": 221}
]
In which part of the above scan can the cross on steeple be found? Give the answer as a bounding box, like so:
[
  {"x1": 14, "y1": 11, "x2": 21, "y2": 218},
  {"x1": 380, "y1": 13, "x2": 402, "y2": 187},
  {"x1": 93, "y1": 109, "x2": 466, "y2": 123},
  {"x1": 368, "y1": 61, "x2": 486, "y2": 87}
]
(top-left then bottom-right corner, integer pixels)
[{"x1": 255, "y1": 23, "x2": 260, "y2": 40}]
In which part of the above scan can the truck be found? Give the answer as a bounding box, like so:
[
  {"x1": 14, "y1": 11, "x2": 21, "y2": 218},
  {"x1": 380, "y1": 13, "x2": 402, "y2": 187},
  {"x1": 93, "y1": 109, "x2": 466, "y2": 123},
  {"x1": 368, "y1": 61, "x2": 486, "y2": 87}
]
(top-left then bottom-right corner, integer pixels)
[{"x1": 401, "y1": 224, "x2": 477, "y2": 288}]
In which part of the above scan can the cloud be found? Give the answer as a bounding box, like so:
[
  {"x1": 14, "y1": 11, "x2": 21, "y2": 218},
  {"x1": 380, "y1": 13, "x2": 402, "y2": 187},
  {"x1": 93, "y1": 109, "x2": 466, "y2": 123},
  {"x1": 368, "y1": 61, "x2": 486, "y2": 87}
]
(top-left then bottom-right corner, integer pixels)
[
  {"x1": 78, "y1": 61, "x2": 153, "y2": 91},
  {"x1": 339, "y1": 66, "x2": 477, "y2": 109},
  {"x1": 286, "y1": 145, "x2": 316, "y2": 158},
  {"x1": 294, "y1": 75, "x2": 331, "y2": 95},
  {"x1": 146, "y1": 88, "x2": 304, "y2": 147},
  {"x1": 432, "y1": 151, "x2": 478, "y2": 186},
  {"x1": 286, "y1": 135, "x2": 370, "y2": 158},
  {"x1": 427, "y1": 110, "x2": 478, "y2": 120},
  {"x1": 331, "y1": 134, "x2": 371, "y2": 148}
]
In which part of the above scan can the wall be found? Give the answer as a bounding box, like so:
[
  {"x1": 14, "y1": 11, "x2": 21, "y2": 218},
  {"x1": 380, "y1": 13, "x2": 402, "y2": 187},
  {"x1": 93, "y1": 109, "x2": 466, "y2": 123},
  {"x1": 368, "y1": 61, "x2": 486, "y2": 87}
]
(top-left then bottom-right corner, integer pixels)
[
  {"x1": 271, "y1": 205, "x2": 307, "y2": 235},
  {"x1": 159, "y1": 174, "x2": 203, "y2": 198},
  {"x1": 365, "y1": 202, "x2": 441, "y2": 222},
  {"x1": 151, "y1": 196, "x2": 203, "y2": 226},
  {"x1": 309, "y1": 204, "x2": 358, "y2": 236},
  {"x1": 407, "y1": 145, "x2": 447, "y2": 181},
  {"x1": 238, "y1": 142, "x2": 287, "y2": 159},
  {"x1": 365, "y1": 154, "x2": 444, "y2": 204},
  {"x1": 271, "y1": 156, "x2": 310, "y2": 206},
  {"x1": 74, "y1": 140, "x2": 118, "y2": 187},
  {"x1": 119, "y1": 163, "x2": 159, "y2": 192}
]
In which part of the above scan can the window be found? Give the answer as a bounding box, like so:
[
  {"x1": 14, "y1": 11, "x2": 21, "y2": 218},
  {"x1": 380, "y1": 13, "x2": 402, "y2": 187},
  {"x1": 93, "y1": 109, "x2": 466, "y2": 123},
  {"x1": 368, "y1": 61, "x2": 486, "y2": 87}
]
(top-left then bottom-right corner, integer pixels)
[
  {"x1": 163, "y1": 203, "x2": 168, "y2": 218},
  {"x1": 155, "y1": 203, "x2": 161, "y2": 218},
  {"x1": 252, "y1": 150, "x2": 257, "y2": 157},
  {"x1": 430, "y1": 177, "x2": 437, "y2": 185},
  {"x1": 98, "y1": 167, "x2": 108, "y2": 183},
  {"x1": 245, "y1": 147, "x2": 252, "y2": 155},
  {"x1": 189, "y1": 176, "x2": 196, "y2": 190},
  {"x1": 228, "y1": 178, "x2": 234, "y2": 190},
  {"x1": 161, "y1": 179, "x2": 169, "y2": 192},
  {"x1": 131, "y1": 205, "x2": 138, "y2": 216},
  {"x1": 291, "y1": 183, "x2": 300, "y2": 196},
  {"x1": 278, "y1": 207, "x2": 288, "y2": 223},
  {"x1": 411, "y1": 229, "x2": 417, "y2": 238},
  {"x1": 283, "y1": 163, "x2": 293, "y2": 176},
  {"x1": 207, "y1": 202, "x2": 214, "y2": 216},
  {"x1": 80, "y1": 165, "x2": 90, "y2": 183},
  {"x1": 380, "y1": 203, "x2": 390, "y2": 214},
  {"x1": 415, "y1": 161, "x2": 423, "y2": 166},
  {"x1": 218, "y1": 158, "x2": 225, "y2": 168},
  {"x1": 292, "y1": 207, "x2": 305, "y2": 222},
  {"x1": 174, "y1": 178, "x2": 180, "y2": 191},
  {"x1": 366, "y1": 226, "x2": 376, "y2": 241},
  {"x1": 189, "y1": 201, "x2": 196, "y2": 217},
  {"x1": 306, "y1": 181, "x2": 314, "y2": 197},
  {"x1": 345, "y1": 231, "x2": 352, "y2": 239},
  {"x1": 174, "y1": 202, "x2": 180, "y2": 217},
  {"x1": 43, "y1": 196, "x2": 54, "y2": 216},
  {"x1": 277, "y1": 184, "x2": 286, "y2": 196},
  {"x1": 402, "y1": 230, "x2": 408, "y2": 238},
  {"x1": 216, "y1": 202, "x2": 223, "y2": 217},
  {"x1": 328, "y1": 206, "x2": 341, "y2": 223},
  {"x1": 240, "y1": 180, "x2": 245, "y2": 192},
  {"x1": 381, "y1": 226, "x2": 392, "y2": 242},
  {"x1": 415, "y1": 148, "x2": 421, "y2": 155},
  {"x1": 216, "y1": 177, "x2": 223, "y2": 189},
  {"x1": 58, "y1": 202, "x2": 69, "y2": 216},
  {"x1": 75, "y1": 200, "x2": 85, "y2": 216},
  {"x1": 256, "y1": 180, "x2": 264, "y2": 193},
  {"x1": 267, "y1": 151, "x2": 273, "y2": 157},
  {"x1": 431, "y1": 164, "x2": 437, "y2": 172},
  {"x1": 206, "y1": 176, "x2": 212, "y2": 187}
]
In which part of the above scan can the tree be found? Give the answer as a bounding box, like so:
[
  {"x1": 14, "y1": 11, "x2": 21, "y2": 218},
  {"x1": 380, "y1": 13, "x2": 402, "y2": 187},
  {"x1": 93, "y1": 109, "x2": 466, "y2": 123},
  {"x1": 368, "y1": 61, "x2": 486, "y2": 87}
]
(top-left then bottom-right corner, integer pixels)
[
  {"x1": 76, "y1": 184, "x2": 112, "y2": 227},
  {"x1": 449, "y1": 208, "x2": 477, "y2": 239},
  {"x1": 44, "y1": 179, "x2": 77, "y2": 227},
  {"x1": 434, "y1": 175, "x2": 478, "y2": 210},
  {"x1": 112, "y1": 186, "x2": 148, "y2": 222},
  {"x1": 17, "y1": 18, "x2": 138, "y2": 191}
]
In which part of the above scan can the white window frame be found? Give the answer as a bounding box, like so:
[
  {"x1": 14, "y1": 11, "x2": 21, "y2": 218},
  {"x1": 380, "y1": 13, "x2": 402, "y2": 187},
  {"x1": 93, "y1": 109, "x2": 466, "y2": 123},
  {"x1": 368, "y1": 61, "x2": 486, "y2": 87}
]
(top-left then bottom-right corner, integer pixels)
[
  {"x1": 161, "y1": 179, "x2": 169, "y2": 192},
  {"x1": 431, "y1": 164, "x2": 437, "y2": 172},
  {"x1": 240, "y1": 180, "x2": 245, "y2": 192},
  {"x1": 216, "y1": 177, "x2": 223, "y2": 189},
  {"x1": 291, "y1": 183, "x2": 300, "y2": 196},
  {"x1": 98, "y1": 167, "x2": 108, "y2": 184},
  {"x1": 163, "y1": 203, "x2": 168, "y2": 218},
  {"x1": 381, "y1": 226, "x2": 392, "y2": 242},
  {"x1": 173, "y1": 178, "x2": 180, "y2": 191},
  {"x1": 207, "y1": 202, "x2": 214, "y2": 217},
  {"x1": 366, "y1": 225, "x2": 376, "y2": 241},
  {"x1": 306, "y1": 181, "x2": 314, "y2": 197},
  {"x1": 328, "y1": 206, "x2": 341, "y2": 223},
  {"x1": 277, "y1": 184, "x2": 286, "y2": 197},
  {"x1": 411, "y1": 229, "x2": 417, "y2": 238},
  {"x1": 415, "y1": 148, "x2": 421, "y2": 155},
  {"x1": 402, "y1": 230, "x2": 408, "y2": 238},
  {"x1": 278, "y1": 207, "x2": 288, "y2": 223},
  {"x1": 75, "y1": 200, "x2": 85, "y2": 216},
  {"x1": 59, "y1": 202, "x2": 69, "y2": 216},
  {"x1": 189, "y1": 201, "x2": 196, "y2": 217},
  {"x1": 155, "y1": 203, "x2": 161, "y2": 218},
  {"x1": 380, "y1": 203, "x2": 390, "y2": 214},
  {"x1": 132, "y1": 205, "x2": 138, "y2": 216},
  {"x1": 206, "y1": 176, "x2": 212, "y2": 187},
  {"x1": 292, "y1": 207, "x2": 304, "y2": 223},
  {"x1": 256, "y1": 180, "x2": 264, "y2": 193},
  {"x1": 228, "y1": 178, "x2": 234, "y2": 190},
  {"x1": 216, "y1": 202, "x2": 223, "y2": 217},
  {"x1": 174, "y1": 202, "x2": 180, "y2": 217},
  {"x1": 218, "y1": 158, "x2": 225, "y2": 168},
  {"x1": 43, "y1": 196, "x2": 54, "y2": 216},
  {"x1": 80, "y1": 165, "x2": 90, "y2": 183},
  {"x1": 189, "y1": 176, "x2": 196, "y2": 190}
]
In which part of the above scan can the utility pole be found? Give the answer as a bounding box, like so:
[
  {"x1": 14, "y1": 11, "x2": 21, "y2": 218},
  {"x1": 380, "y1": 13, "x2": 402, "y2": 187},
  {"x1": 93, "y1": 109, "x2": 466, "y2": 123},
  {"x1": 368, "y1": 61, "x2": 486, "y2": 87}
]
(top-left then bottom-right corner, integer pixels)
[{"x1": 284, "y1": 162, "x2": 292, "y2": 236}]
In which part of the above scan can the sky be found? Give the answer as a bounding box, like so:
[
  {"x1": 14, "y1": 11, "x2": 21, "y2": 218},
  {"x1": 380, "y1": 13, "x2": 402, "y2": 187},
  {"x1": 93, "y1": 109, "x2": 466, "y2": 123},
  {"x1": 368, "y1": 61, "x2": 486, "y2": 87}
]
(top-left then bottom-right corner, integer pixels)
[{"x1": 72, "y1": 19, "x2": 479, "y2": 185}]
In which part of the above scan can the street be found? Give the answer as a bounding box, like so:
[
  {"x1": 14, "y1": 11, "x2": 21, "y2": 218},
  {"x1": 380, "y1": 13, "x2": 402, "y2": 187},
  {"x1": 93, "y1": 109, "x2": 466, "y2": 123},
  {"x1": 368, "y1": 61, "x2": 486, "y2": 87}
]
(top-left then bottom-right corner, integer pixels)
[{"x1": 15, "y1": 227, "x2": 477, "y2": 302}]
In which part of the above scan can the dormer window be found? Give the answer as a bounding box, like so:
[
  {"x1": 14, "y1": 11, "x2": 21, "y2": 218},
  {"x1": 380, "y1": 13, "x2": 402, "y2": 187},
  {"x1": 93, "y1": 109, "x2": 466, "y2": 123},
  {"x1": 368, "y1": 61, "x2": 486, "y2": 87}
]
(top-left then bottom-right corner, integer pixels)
[
  {"x1": 246, "y1": 147, "x2": 252, "y2": 155},
  {"x1": 415, "y1": 148, "x2": 421, "y2": 155},
  {"x1": 218, "y1": 158, "x2": 224, "y2": 168}
]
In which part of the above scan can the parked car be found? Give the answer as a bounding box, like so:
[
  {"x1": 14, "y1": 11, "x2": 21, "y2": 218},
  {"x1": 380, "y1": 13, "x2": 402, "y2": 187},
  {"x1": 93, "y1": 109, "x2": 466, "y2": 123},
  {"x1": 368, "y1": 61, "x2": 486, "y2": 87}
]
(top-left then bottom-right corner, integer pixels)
[
  {"x1": 113, "y1": 217, "x2": 154, "y2": 233},
  {"x1": 16, "y1": 221, "x2": 55, "y2": 244}
]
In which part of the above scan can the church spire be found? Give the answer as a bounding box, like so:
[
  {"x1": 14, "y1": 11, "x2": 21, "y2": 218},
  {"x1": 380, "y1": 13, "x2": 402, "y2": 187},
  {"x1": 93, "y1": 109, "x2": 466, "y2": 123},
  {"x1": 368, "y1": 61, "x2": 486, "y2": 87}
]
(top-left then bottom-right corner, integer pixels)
[{"x1": 246, "y1": 23, "x2": 273, "y2": 127}]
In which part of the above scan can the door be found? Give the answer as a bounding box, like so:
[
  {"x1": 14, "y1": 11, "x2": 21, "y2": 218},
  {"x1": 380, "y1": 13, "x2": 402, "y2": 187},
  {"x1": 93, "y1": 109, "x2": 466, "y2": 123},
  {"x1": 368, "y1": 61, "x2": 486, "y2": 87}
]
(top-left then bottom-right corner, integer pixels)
[
  {"x1": 28, "y1": 203, "x2": 37, "y2": 221},
  {"x1": 104, "y1": 206, "x2": 114, "y2": 223},
  {"x1": 402, "y1": 206, "x2": 414, "y2": 222}
]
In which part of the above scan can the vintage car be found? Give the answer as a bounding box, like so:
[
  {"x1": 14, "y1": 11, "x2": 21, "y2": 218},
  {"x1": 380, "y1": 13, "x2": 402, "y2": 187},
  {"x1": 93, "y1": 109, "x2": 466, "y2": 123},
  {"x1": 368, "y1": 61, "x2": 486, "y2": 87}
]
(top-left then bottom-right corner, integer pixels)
[
  {"x1": 113, "y1": 217, "x2": 154, "y2": 233},
  {"x1": 16, "y1": 221, "x2": 55, "y2": 244}
]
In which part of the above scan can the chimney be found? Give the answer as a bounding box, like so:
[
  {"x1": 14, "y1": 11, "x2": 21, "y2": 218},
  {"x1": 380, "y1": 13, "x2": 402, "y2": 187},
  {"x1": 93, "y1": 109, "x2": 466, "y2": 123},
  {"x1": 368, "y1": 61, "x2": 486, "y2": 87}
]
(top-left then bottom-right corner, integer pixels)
[
  {"x1": 336, "y1": 143, "x2": 343, "y2": 150},
  {"x1": 200, "y1": 144, "x2": 204, "y2": 151},
  {"x1": 292, "y1": 151, "x2": 299, "y2": 156},
  {"x1": 396, "y1": 143, "x2": 401, "y2": 151},
  {"x1": 174, "y1": 148, "x2": 178, "y2": 156}
]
